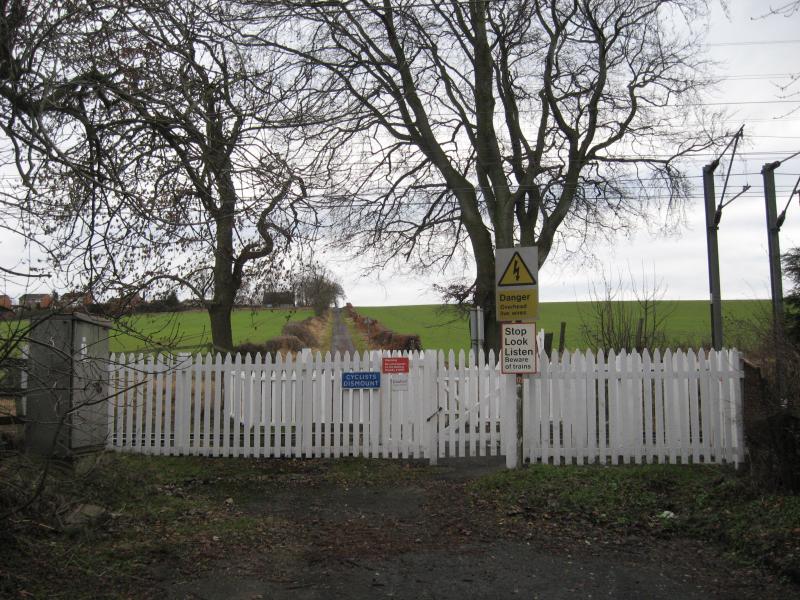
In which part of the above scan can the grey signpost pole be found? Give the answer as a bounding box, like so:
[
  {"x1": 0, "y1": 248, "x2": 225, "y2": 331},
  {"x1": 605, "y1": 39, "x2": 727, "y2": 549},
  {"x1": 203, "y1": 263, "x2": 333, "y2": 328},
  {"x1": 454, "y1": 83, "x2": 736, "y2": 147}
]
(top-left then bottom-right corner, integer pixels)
[{"x1": 703, "y1": 161, "x2": 723, "y2": 350}]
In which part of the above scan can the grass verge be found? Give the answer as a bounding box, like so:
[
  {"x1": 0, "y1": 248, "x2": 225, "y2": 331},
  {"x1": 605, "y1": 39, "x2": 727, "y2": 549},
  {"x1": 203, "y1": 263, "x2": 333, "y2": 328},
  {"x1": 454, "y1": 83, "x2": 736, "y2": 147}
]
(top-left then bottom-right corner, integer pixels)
[
  {"x1": 343, "y1": 313, "x2": 369, "y2": 354},
  {"x1": 471, "y1": 464, "x2": 800, "y2": 582}
]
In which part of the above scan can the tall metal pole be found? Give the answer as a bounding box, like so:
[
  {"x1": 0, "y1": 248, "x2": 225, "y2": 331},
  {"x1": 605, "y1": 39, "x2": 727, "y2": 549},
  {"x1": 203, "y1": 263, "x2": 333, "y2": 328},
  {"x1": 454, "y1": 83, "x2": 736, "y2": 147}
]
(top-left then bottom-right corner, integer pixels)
[
  {"x1": 703, "y1": 161, "x2": 723, "y2": 350},
  {"x1": 762, "y1": 161, "x2": 785, "y2": 399},
  {"x1": 762, "y1": 161, "x2": 784, "y2": 333}
]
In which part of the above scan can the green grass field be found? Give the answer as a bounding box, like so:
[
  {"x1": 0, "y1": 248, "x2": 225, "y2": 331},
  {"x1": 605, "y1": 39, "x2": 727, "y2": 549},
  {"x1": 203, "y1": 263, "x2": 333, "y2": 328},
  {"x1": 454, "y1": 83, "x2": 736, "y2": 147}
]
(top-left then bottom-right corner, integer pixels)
[
  {"x1": 53, "y1": 299, "x2": 770, "y2": 354},
  {"x1": 356, "y1": 300, "x2": 769, "y2": 353},
  {"x1": 110, "y1": 307, "x2": 314, "y2": 354}
]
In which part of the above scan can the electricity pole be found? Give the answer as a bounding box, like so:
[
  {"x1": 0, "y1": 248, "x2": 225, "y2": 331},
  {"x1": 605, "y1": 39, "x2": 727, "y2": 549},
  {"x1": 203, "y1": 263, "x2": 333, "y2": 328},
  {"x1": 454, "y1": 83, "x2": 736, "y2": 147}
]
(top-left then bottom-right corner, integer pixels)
[
  {"x1": 702, "y1": 125, "x2": 745, "y2": 351},
  {"x1": 762, "y1": 161, "x2": 784, "y2": 336},
  {"x1": 703, "y1": 160, "x2": 723, "y2": 350}
]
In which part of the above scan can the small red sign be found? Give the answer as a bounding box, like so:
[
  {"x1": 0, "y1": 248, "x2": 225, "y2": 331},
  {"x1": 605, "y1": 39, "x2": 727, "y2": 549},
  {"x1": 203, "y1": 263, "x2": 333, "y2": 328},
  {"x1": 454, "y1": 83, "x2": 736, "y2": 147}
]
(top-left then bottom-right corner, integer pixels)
[{"x1": 381, "y1": 357, "x2": 410, "y2": 374}]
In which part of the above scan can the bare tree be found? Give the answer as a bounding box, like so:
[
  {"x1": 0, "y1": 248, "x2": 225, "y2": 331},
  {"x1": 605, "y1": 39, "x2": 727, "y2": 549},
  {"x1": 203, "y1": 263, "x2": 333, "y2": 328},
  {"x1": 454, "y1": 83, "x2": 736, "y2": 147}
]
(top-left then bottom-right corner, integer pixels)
[
  {"x1": 579, "y1": 268, "x2": 673, "y2": 353},
  {"x1": 266, "y1": 0, "x2": 723, "y2": 351},
  {"x1": 2, "y1": 0, "x2": 338, "y2": 352},
  {"x1": 295, "y1": 264, "x2": 345, "y2": 316}
]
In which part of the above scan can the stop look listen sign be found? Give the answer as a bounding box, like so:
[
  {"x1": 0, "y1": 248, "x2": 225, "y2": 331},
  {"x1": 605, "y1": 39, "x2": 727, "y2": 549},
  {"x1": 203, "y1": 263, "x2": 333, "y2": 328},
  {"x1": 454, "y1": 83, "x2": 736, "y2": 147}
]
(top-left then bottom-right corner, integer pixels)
[{"x1": 500, "y1": 322, "x2": 538, "y2": 374}]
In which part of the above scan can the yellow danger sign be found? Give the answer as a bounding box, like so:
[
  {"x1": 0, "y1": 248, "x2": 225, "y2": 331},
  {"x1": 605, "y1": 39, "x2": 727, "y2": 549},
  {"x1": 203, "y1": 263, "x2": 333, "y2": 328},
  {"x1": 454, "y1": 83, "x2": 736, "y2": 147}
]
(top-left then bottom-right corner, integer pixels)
[
  {"x1": 495, "y1": 246, "x2": 539, "y2": 322},
  {"x1": 497, "y1": 252, "x2": 537, "y2": 287}
]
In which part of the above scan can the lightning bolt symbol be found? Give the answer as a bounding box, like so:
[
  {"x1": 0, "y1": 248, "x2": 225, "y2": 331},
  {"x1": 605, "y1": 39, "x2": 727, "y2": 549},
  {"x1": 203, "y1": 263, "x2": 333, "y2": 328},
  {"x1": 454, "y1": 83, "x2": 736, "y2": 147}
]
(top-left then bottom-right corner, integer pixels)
[{"x1": 513, "y1": 260, "x2": 520, "y2": 281}]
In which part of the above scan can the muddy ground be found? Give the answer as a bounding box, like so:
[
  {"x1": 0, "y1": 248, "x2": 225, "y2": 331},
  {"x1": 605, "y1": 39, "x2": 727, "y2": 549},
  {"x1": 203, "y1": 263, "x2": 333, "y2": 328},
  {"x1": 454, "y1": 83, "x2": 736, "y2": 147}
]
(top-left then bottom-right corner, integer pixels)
[{"x1": 156, "y1": 458, "x2": 794, "y2": 600}]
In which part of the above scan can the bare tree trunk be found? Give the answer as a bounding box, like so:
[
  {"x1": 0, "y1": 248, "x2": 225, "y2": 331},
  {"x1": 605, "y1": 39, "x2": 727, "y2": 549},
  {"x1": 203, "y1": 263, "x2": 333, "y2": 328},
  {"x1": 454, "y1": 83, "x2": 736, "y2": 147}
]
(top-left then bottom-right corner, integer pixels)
[
  {"x1": 208, "y1": 301, "x2": 233, "y2": 353},
  {"x1": 210, "y1": 189, "x2": 237, "y2": 353}
]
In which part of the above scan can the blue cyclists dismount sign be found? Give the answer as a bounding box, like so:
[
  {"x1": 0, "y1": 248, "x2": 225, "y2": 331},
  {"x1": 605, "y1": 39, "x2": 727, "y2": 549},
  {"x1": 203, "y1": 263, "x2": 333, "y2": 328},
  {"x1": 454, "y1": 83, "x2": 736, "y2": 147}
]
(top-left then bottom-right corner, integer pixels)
[{"x1": 342, "y1": 371, "x2": 381, "y2": 389}]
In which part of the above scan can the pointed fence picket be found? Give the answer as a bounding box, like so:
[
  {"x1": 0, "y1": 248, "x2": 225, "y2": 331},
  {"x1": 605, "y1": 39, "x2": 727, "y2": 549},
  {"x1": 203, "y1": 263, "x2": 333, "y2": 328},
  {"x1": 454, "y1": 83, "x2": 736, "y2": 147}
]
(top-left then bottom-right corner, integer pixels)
[
  {"x1": 107, "y1": 349, "x2": 507, "y2": 460},
  {"x1": 106, "y1": 347, "x2": 744, "y2": 467},
  {"x1": 522, "y1": 348, "x2": 745, "y2": 466}
]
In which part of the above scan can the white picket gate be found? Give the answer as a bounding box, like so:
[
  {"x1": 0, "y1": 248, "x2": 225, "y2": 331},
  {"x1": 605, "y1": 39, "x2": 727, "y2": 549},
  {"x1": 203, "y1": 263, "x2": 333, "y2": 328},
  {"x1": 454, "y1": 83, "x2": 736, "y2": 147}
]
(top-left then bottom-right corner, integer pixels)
[
  {"x1": 434, "y1": 350, "x2": 510, "y2": 459},
  {"x1": 106, "y1": 347, "x2": 745, "y2": 467},
  {"x1": 522, "y1": 349, "x2": 745, "y2": 466},
  {"x1": 106, "y1": 350, "x2": 511, "y2": 461}
]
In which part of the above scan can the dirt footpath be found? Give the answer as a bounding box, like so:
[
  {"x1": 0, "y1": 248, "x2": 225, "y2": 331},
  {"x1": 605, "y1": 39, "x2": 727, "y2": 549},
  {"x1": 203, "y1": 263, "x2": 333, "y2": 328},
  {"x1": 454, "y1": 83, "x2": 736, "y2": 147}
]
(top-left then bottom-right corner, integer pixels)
[
  {"x1": 166, "y1": 458, "x2": 794, "y2": 600},
  {"x1": 330, "y1": 307, "x2": 356, "y2": 355}
]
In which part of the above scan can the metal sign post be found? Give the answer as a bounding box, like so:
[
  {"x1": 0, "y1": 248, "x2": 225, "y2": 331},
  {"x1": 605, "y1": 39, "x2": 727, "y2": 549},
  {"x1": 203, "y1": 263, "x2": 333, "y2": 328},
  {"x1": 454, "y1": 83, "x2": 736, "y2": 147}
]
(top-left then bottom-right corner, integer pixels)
[{"x1": 469, "y1": 306, "x2": 485, "y2": 363}]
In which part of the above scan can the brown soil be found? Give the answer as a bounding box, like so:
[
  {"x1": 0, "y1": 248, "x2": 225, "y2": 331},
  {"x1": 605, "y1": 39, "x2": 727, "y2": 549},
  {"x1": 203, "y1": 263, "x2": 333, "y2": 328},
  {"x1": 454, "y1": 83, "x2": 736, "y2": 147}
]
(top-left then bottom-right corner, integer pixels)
[{"x1": 160, "y1": 459, "x2": 794, "y2": 600}]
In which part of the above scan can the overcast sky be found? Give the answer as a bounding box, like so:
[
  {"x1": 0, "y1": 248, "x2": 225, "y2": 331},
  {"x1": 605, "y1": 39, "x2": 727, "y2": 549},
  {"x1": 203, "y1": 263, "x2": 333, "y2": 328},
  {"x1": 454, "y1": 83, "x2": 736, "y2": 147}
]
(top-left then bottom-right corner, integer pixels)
[
  {"x1": 327, "y1": 1, "x2": 800, "y2": 306},
  {"x1": 1, "y1": 1, "x2": 799, "y2": 307}
]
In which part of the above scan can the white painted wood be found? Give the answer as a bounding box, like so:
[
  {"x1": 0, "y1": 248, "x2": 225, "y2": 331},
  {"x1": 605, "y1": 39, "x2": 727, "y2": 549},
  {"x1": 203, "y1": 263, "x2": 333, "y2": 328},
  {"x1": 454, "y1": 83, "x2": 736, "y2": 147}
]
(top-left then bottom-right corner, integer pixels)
[
  {"x1": 665, "y1": 350, "x2": 678, "y2": 464},
  {"x1": 457, "y1": 349, "x2": 466, "y2": 458},
  {"x1": 142, "y1": 354, "x2": 153, "y2": 453},
  {"x1": 642, "y1": 350, "x2": 654, "y2": 463},
  {"x1": 221, "y1": 353, "x2": 231, "y2": 456},
  {"x1": 105, "y1": 348, "x2": 746, "y2": 469},
  {"x1": 134, "y1": 354, "x2": 144, "y2": 451},
  {"x1": 540, "y1": 351, "x2": 551, "y2": 465},
  {"x1": 203, "y1": 353, "x2": 212, "y2": 455},
  {"x1": 585, "y1": 350, "x2": 597, "y2": 465},
  {"x1": 697, "y1": 350, "x2": 713, "y2": 463},
  {"x1": 687, "y1": 350, "x2": 701, "y2": 463},
  {"x1": 632, "y1": 351, "x2": 643, "y2": 465},
  {"x1": 154, "y1": 354, "x2": 164, "y2": 454},
  {"x1": 213, "y1": 353, "x2": 222, "y2": 456},
  {"x1": 596, "y1": 351, "x2": 607, "y2": 465},
  {"x1": 607, "y1": 350, "x2": 619, "y2": 464},
  {"x1": 283, "y1": 352, "x2": 294, "y2": 458},
  {"x1": 192, "y1": 353, "x2": 202, "y2": 456},
  {"x1": 653, "y1": 349, "x2": 665, "y2": 463},
  {"x1": 115, "y1": 354, "x2": 126, "y2": 450}
]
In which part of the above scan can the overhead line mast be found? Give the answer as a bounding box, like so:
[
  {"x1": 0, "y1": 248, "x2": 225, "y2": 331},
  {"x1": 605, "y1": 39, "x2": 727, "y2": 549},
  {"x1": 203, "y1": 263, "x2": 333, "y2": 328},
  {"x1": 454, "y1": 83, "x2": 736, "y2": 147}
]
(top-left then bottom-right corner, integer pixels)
[{"x1": 704, "y1": 125, "x2": 745, "y2": 351}]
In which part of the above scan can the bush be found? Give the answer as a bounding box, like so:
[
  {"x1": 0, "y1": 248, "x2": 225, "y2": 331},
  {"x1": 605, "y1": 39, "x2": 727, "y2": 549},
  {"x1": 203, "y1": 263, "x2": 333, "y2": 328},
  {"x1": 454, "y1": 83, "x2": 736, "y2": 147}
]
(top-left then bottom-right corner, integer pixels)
[
  {"x1": 580, "y1": 269, "x2": 671, "y2": 352},
  {"x1": 233, "y1": 335, "x2": 304, "y2": 358},
  {"x1": 747, "y1": 412, "x2": 800, "y2": 492},
  {"x1": 346, "y1": 306, "x2": 422, "y2": 351},
  {"x1": 282, "y1": 321, "x2": 318, "y2": 348}
]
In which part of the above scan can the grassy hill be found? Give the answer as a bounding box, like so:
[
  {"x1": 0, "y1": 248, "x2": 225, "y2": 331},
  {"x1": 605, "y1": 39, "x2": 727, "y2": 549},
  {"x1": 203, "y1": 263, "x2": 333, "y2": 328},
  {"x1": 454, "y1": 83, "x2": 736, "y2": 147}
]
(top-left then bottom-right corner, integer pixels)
[
  {"x1": 102, "y1": 299, "x2": 769, "y2": 354},
  {"x1": 356, "y1": 300, "x2": 769, "y2": 353},
  {"x1": 110, "y1": 307, "x2": 314, "y2": 354}
]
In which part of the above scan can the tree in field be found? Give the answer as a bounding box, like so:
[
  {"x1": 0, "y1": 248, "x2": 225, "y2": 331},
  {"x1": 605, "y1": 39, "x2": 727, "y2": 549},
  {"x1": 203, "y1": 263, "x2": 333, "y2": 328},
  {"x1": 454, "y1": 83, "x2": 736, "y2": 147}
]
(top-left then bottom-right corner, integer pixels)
[
  {"x1": 295, "y1": 265, "x2": 344, "y2": 316},
  {"x1": 1, "y1": 0, "x2": 338, "y2": 351},
  {"x1": 268, "y1": 0, "x2": 722, "y2": 351}
]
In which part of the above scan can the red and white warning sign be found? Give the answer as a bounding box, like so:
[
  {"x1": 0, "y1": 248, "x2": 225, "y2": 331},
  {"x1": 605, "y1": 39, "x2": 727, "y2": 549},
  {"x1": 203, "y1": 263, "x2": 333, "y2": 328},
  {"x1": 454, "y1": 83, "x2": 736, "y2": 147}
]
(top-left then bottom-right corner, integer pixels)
[
  {"x1": 381, "y1": 357, "x2": 409, "y2": 374},
  {"x1": 382, "y1": 357, "x2": 410, "y2": 391}
]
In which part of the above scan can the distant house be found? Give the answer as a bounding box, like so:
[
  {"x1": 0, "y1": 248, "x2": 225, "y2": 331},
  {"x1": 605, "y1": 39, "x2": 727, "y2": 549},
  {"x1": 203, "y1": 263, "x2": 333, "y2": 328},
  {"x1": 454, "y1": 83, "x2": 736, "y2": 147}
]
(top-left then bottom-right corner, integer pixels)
[
  {"x1": 262, "y1": 291, "x2": 296, "y2": 308},
  {"x1": 18, "y1": 293, "x2": 53, "y2": 310},
  {"x1": 0, "y1": 294, "x2": 12, "y2": 310},
  {"x1": 106, "y1": 293, "x2": 143, "y2": 314},
  {"x1": 59, "y1": 291, "x2": 95, "y2": 308}
]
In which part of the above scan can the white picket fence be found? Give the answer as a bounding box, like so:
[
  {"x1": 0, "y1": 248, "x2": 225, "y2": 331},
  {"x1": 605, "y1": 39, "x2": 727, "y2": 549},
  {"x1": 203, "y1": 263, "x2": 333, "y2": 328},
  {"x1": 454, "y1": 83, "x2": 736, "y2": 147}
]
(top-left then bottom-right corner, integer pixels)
[
  {"x1": 106, "y1": 349, "x2": 509, "y2": 461},
  {"x1": 106, "y1": 347, "x2": 745, "y2": 467},
  {"x1": 522, "y1": 349, "x2": 745, "y2": 466}
]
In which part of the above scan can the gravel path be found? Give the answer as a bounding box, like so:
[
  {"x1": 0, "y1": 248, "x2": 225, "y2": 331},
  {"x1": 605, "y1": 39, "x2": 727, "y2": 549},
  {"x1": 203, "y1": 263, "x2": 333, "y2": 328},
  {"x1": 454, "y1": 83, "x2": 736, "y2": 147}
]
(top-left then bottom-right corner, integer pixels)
[{"x1": 330, "y1": 307, "x2": 357, "y2": 355}]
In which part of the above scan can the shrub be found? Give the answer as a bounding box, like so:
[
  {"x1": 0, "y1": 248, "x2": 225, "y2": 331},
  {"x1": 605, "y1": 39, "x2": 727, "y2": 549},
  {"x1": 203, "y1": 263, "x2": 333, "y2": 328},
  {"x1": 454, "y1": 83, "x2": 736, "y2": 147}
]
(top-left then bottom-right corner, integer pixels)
[
  {"x1": 282, "y1": 321, "x2": 318, "y2": 348},
  {"x1": 346, "y1": 306, "x2": 423, "y2": 351},
  {"x1": 234, "y1": 335, "x2": 304, "y2": 358}
]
